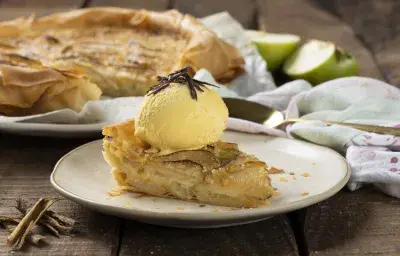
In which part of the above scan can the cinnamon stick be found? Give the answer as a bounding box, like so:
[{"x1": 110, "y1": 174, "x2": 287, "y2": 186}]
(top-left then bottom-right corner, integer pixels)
[{"x1": 7, "y1": 198, "x2": 55, "y2": 248}]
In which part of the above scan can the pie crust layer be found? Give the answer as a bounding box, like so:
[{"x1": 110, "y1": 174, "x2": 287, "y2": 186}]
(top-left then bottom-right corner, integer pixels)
[{"x1": 0, "y1": 64, "x2": 101, "y2": 116}]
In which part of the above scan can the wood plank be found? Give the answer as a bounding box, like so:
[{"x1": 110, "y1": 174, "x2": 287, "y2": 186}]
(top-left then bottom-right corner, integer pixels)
[
  {"x1": 257, "y1": 2, "x2": 400, "y2": 255},
  {"x1": 119, "y1": 216, "x2": 298, "y2": 256},
  {"x1": 0, "y1": 1, "x2": 122, "y2": 254},
  {"x1": 313, "y1": 0, "x2": 400, "y2": 86},
  {"x1": 256, "y1": 0, "x2": 383, "y2": 80},
  {"x1": 173, "y1": 0, "x2": 258, "y2": 29},
  {"x1": 0, "y1": 134, "x2": 121, "y2": 255},
  {"x1": 305, "y1": 187, "x2": 400, "y2": 255},
  {"x1": 0, "y1": 0, "x2": 84, "y2": 20},
  {"x1": 87, "y1": 0, "x2": 169, "y2": 11}
]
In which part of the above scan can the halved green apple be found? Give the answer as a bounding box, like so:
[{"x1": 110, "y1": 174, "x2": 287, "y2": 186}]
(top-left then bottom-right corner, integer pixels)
[
  {"x1": 283, "y1": 40, "x2": 358, "y2": 85},
  {"x1": 246, "y1": 30, "x2": 300, "y2": 71}
]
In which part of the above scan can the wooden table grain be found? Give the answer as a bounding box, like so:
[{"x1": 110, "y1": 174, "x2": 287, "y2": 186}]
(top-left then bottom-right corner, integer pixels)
[
  {"x1": 0, "y1": 0, "x2": 399, "y2": 255},
  {"x1": 0, "y1": 135, "x2": 121, "y2": 255}
]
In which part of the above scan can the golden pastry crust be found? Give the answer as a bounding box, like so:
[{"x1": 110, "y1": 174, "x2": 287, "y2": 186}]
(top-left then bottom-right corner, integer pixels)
[
  {"x1": 0, "y1": 64, "x2": 101, "y2": 116},
  {"x1": 0, "y1": 7, "x2": 244, "y2": 98},
  {"x1": 102, "y1": 119, "x2": 274, "y2": 208}
]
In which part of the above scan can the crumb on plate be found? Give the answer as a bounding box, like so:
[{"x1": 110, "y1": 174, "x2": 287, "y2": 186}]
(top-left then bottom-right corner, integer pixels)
[
  {"x1": 292, "y1": 176, "x2": 297, "y2": 180},
  {"x1": 301, "y1": 192, "x2": 309, "y2": 196},
  {"x1": 273, "y1": 191, "x2": 281, "y2": 196},
  {"x1": 108, "y1": 187, "x2": 125, "y2": 196},
  {"x1": 289, "y1": 172, "x2": 295, "y2": 175},
  {"x1": 312, "y1": 162, "x2": 316, "y2": 165},
  {"x1": 301, "y1": 172, "x2": 311, "y2": 177},
  {"x1": 268, "y1": 166, "x2": 285, "y2": 174},
  {"x1": 279, "y1": 177, "x2": 288, "y2": 182},
  {"x1": 176, "y1": 206, "x2": 185, "y2": 210}
]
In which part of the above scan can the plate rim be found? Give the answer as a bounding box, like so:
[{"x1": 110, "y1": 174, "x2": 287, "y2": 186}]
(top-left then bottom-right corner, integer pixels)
[
  {"x1": 0, "y1": 122, "x2": 106, "y2": 131},
  {"x1": 51, "y1": 135, "x2": 350, "y2": 223},
  {"x1": 0, "y1": 122, "x2": 107, "y2": 137}
]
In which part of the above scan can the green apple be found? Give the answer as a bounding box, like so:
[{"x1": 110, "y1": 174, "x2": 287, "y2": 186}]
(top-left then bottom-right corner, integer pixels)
[
  {"x1": 246, "y1": 30, "x2": 300, "y2": 71},
  {"x1": 283, "y1": 40, "x2": 358, "y2": 85}
]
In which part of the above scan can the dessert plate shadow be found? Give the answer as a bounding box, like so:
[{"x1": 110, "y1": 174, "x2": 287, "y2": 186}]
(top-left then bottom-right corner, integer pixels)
[{"x1": 51, "y1": 131, "x2": 350, "y2": 228}]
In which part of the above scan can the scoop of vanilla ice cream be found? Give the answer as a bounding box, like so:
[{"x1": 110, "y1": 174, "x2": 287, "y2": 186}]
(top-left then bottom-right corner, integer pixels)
[{"x1": 134, "y1": 83, "x2": 228, "y2": 154}]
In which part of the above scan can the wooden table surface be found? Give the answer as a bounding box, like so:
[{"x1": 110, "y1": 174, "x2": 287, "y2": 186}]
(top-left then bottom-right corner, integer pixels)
[{"x1": 0, "y1": 0, "x2": 399, "y2": 255}]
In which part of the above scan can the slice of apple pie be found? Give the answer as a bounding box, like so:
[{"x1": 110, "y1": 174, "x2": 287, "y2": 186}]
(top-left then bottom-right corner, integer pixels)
[{"x1": 102, "y1": 119, "x2": 274, "y2": 208}]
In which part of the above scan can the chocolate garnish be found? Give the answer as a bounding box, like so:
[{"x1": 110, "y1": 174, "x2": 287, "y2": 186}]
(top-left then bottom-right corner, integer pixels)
[{"x1": 147, "y1": 64, "x2": 218, "y2": 100}]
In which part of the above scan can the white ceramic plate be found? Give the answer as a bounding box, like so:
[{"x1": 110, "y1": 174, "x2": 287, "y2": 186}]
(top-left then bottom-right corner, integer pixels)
[
  {"x1": 51, "y1": 131, "x2": 350, "y2": 228},
  {"x1": 0, "y1": 122, "x2": 106, "y2": 138}
]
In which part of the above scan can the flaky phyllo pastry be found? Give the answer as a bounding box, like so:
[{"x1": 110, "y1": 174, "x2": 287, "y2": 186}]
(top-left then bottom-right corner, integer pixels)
[
  {"x1": 102, "y1": 120, "x2": 274, "y2": 208},
  {"x1": 0, "y1": 7, "x2": 244, "y2": 115},
  {"x1": 0, "y1": 64, "x2": 101, "y2": 116}
]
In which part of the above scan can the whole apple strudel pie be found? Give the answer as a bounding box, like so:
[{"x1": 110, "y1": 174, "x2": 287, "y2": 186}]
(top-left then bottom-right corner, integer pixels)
[
  {"x1": 102, "y1": 67, "x2": 273, "y2": 208},
  {"x1": 0, "y1": 7, "x2": 244, "y2": 100}
]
